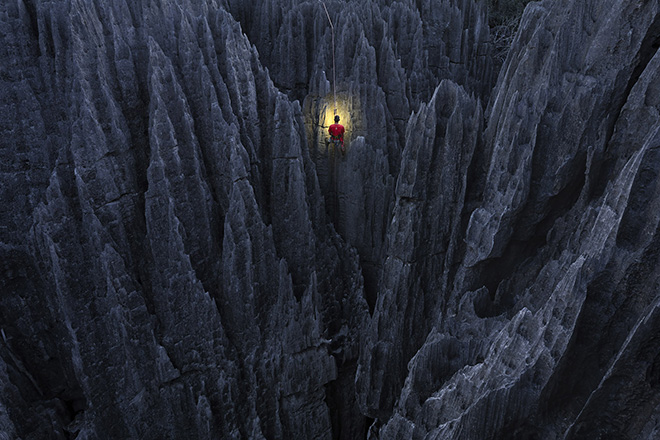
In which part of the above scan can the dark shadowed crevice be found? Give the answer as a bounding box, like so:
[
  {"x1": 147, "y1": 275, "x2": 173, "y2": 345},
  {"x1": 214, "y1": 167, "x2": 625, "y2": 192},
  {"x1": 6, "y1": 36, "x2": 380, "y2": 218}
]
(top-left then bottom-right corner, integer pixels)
[
  {"x1": 616, "y1": 145, "x2": 660, "y2": 250},
  {"x1": 471, "y1": 150, "x2": 586, "y2": 318},
  {"x1": 590, "y1": 13, "x2": 660, "y2": 200},
  {"x1": 361, "y1": 261, "x2": 379, "y2": 313},
  {"x1": 0, "y1": 251, "x2": 90, "y2": 439},
  {"x1": 471, "y1": 240, "x2": 536, "y2": 318},
  {"x1": 325, "y1": 360, "x2": 370, "y2": 440},
  {"x1": 534, "y1": 271, "x2": 612, "y2": 434},
  {"x1": 540, "y1": 222, "x2": 660, "y2": 438},
  {"x1": 21, "y1": 0, "x2": 41, "y2": 53}
]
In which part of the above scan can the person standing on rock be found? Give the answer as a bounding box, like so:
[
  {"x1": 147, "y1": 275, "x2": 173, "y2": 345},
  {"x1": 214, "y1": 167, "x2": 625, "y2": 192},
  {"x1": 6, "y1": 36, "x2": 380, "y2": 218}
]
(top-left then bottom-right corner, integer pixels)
[{"x1": 328, "y1": 115, "x2": 345, "y2": 155}]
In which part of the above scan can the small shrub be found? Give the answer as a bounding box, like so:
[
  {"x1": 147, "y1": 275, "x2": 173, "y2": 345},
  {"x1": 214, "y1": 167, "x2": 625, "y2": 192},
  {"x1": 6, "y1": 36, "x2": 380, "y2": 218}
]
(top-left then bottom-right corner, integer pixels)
[{"x1": 487, "y1": 0, "x2": 534, "y2": 63}]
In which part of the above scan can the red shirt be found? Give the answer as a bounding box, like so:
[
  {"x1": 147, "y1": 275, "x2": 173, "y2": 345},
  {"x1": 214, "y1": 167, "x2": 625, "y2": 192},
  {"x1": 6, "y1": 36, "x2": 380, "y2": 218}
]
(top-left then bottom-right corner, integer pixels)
[{"x1": 329, "y1": 123, "x2": 345, "y2": 141}]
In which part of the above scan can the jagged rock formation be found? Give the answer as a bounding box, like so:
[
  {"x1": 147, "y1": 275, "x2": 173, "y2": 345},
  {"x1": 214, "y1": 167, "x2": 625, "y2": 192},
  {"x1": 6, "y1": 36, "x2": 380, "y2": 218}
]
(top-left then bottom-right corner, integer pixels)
[
  {"x1": 1, "y1": 1, "x2": 366, "y2": 438},
  {"x1": 2, "y1": 0, "x2": 660, "y2": 439},
  {"x1": 229, "y1": 0, "x2": 494, "y2": 308},
  {"x1": 364, "y1": 0, "x2": 660, "y2": 439}
]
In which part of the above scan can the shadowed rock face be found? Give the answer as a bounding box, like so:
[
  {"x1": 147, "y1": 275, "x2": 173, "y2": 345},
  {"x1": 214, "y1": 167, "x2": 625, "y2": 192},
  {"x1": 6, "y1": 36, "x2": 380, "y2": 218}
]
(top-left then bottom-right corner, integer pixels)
[
  {"x1": 1, "y1": 1, "x2": 365, "y2": 438},
  {"x1": 1, "y1": 0, "x2": 660, "y2": 439}
]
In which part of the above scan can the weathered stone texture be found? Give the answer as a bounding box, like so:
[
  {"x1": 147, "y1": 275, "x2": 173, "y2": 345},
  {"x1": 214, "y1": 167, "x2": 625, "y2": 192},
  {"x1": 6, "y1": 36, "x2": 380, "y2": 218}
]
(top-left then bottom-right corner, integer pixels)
[
  {"x1": 3, "y1": 0, "x2": 660, "y2": 439},
  {"x1": 1, "y1": 1, "x2": 367, "y2": 438}
]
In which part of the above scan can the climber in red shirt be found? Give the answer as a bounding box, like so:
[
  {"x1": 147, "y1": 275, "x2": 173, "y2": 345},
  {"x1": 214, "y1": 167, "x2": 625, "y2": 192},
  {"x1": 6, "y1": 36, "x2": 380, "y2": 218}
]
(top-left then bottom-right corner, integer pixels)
[{"x1": 328, "y1": 115, "x2": 345, "y2": 155}]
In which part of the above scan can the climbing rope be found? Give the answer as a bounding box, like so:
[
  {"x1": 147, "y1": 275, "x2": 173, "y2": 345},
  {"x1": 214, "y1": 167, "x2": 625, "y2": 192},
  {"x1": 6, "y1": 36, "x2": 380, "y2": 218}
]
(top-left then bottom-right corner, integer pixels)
[
  {"x1": 320, "y1": 1, "x2": 340, "y2": 221},
  {"x1": 320, "y1": 1, "x2": 337, "y2": 115}
]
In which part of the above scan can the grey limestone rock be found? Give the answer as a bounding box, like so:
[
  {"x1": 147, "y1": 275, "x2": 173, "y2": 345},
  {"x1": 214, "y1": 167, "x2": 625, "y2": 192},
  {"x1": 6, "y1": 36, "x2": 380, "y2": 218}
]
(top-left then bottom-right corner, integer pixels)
[
  {"x1": 356, "y1": 79, "x2": 483, "y2": 421},
  {"x1": 3, "y1": 0, "x2": 660, "y2": 439},
  {"x1": 465, "y1": 0, "x2": 660, "y2": 267},
  {"x1": 1, "y1": 0, "x2": 366, "y2": 438},
  {"x1": 366, "y1": 0, "x2": 660, "y2": 439}
]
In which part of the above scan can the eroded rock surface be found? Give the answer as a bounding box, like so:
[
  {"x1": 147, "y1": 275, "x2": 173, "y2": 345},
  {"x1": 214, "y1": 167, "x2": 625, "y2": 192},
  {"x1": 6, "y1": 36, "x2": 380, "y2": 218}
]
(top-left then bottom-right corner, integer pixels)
[
  {"x1": 2, "y1": 0, "x2": 660, "y2": 439},
  {"x1": 1, "y1": 1, "x2": 366, "y2": 438}
]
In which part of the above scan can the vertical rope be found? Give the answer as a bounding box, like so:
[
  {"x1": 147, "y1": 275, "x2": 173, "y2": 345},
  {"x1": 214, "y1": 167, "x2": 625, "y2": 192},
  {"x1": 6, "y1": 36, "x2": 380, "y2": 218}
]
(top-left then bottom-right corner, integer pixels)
[
  {"x1": 320, "y1": 1, "x2": 337, "y2": 114},
  {"x1": 334, "y1": 140, "x2": 339, "y2": 222},
  {"x1": 321, "y1": 2, "x2": 339, "y2": 221}
]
